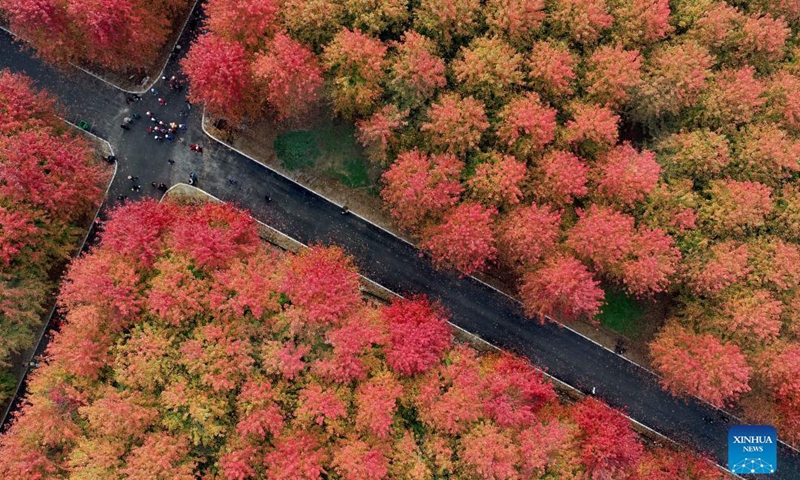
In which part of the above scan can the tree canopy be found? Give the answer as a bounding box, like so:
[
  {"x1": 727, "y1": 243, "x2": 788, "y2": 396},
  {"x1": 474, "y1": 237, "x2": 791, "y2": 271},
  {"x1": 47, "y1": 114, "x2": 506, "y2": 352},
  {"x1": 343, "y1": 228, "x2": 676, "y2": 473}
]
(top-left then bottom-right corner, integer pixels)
[{"x1": 0, "y1": 200, "x2": 725, "y2": 480}]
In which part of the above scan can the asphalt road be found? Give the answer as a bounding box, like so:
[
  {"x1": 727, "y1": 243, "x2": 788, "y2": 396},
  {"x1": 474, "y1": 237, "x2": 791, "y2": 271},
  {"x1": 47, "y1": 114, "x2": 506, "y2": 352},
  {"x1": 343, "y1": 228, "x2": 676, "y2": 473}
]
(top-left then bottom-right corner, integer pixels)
[{"x1": 1, "y1": 19, "x2": 798, "y2": 478}]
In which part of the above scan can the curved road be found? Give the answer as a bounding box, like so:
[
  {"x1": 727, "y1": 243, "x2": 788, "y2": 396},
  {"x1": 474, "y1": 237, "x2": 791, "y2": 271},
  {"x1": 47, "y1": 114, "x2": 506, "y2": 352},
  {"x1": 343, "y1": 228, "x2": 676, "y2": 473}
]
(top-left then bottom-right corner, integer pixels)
[{"x1": 1, "y1": 16, "x2": 797, "y2": 478}]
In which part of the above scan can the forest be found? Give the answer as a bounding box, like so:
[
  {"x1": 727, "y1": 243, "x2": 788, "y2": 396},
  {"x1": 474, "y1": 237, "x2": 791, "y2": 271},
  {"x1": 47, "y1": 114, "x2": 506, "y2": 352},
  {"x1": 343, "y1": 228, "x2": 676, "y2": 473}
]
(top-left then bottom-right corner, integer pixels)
[
  {"x1": 0, "y1": 199, "x2": 726, "y2": 480},
  {"x1": 2, "y1": 0, "x2": 800, "y2": 456},
  {"x1": 0, "y1": 71, "x2": 108, "y2": 402},
  {"x1": 181, "y1": 0, "x2": 800, "y2": 443}
]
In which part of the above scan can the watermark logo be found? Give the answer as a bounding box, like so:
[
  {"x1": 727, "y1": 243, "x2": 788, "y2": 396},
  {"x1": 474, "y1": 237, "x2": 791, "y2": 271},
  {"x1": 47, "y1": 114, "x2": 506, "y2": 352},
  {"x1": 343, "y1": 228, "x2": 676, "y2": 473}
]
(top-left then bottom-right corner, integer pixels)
[{"x1": 728, "y1": 425, "x2": 777, "y2": 474}]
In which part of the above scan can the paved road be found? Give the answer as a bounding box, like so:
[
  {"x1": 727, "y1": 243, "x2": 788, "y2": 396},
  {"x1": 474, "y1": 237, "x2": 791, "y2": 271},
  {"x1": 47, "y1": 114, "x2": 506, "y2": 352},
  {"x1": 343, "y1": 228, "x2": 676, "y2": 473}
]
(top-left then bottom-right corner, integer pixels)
[{"x1": 1, "y1": 19, "x2": 798, "y2": 478}]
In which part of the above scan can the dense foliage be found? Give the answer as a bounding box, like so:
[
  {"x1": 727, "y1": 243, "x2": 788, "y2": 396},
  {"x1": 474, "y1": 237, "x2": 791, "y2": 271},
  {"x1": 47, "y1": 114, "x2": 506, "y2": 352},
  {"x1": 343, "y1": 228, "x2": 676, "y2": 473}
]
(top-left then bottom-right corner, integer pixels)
[
  {"x1": 0, "y1": 70, "x2": 107, "y2": 401},
  {"x1": 185, "y1": 0, "x2": 800, "y2": 439},
  {"x1": 0, "y1": 0, "x2": 191, "y2": 69},
  {"x1": 0, "y1": 200, "x2": 725, "y2": 480}
]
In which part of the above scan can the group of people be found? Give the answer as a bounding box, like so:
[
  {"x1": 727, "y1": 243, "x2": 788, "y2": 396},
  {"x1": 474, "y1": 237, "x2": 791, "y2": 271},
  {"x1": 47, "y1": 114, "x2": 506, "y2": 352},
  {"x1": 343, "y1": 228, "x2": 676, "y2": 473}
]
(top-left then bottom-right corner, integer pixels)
[
  {"x1": 144, "y1": 113, "x2": 186, "y2": 142},
  {"x1": 120, "y1": 73, "x2": 189, "y2": 144}
]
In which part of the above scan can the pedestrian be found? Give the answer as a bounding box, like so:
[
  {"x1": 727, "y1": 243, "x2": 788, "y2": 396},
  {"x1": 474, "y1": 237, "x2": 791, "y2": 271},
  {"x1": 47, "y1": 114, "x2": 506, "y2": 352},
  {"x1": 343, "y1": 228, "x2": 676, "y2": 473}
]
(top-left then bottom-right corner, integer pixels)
[
  {"x1": 167, "y1": 158, "x2": 175, "y2": 165},
  {"x1": 591, "y1": 386, "x2": 596, "y2": 396},
  {"x1": 120, "y1": 123, "x2": 130, "y2": 130},
  {"x1": 229, "y1": 178, "x2": 237, "y2": 185}
]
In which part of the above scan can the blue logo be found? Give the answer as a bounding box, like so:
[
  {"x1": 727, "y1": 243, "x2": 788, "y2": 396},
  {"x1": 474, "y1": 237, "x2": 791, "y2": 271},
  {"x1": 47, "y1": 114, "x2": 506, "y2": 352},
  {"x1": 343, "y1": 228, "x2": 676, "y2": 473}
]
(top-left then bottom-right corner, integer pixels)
[{"x1": 728, "y1": 425, "x2": 777, "y2": 474}]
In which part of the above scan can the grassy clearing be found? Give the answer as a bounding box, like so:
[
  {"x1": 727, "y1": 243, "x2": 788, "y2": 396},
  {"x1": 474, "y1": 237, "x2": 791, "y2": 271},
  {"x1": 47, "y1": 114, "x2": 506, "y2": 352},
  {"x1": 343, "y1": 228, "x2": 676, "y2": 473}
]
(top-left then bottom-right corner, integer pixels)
[
  {"x1": 274, "y1": 130, "x2": 321, "y2": 170},
  {"x1": 597, "y1": 289, "x2": 646, "y2": 339},
  {"x1": 274, "y1": 121, "x2": 373, "y2": 189}
]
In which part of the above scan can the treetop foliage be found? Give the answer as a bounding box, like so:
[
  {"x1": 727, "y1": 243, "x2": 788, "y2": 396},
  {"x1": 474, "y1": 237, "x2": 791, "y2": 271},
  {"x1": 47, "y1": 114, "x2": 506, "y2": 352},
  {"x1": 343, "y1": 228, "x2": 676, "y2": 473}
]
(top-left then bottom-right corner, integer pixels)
[
  {"x1": 0, "y1": 71, "x2": 107, "y2": 396},
  {"x1": 0, "y1": 200, "x2": 726, "y2": 480},
  {"x1": 182, "y1": 0, "x2": 800, "y2": 441}
]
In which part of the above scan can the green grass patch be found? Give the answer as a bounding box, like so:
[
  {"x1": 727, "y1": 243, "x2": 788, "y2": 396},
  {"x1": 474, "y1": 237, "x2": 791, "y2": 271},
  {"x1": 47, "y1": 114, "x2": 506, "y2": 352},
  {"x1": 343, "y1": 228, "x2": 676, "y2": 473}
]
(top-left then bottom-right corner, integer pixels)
[
  {"x1": 274, "y1": 130, "x2": 321, "y2": 170},
  {"x1": 597, "y1": 289, "x2": 646, "y2": 338},
  {"x1": 274, "y1": 122, "x2": 373, "y2": 188},
  {"x1": 326, "y1": 156, "x2": 371, "y2": 188}
]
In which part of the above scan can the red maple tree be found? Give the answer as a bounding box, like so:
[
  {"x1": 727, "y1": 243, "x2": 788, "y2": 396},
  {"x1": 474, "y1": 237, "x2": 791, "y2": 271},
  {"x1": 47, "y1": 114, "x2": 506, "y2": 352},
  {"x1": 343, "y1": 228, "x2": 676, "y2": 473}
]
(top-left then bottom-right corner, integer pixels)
[
  {"x1": 252, "y1": 33, "x2": 324, "y2": 120},
  {"x1": 520, "y1": 255, "x2": 605, "y2": 321},
  {"x1": 382, "y1": 296, "x2": 452, "y2": 376},
  {"x1": 573, "y1": 398, "x2": 644, "y2": 480},
  {"x1": 650, "y1": 323, "x2": 752, "y2": 407},
  {"x1": 182, "y1": 33, "x2": 257, "y2": 121},
  {"x1": 495, "y1": 203, "x2": 562, "y2": 269},
  {"x1": 380, "y1": 149, "x2": 463, "y2": 231},
  {"x1": 421, "y1": 202, "x2": 497, "y2": 275}
]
